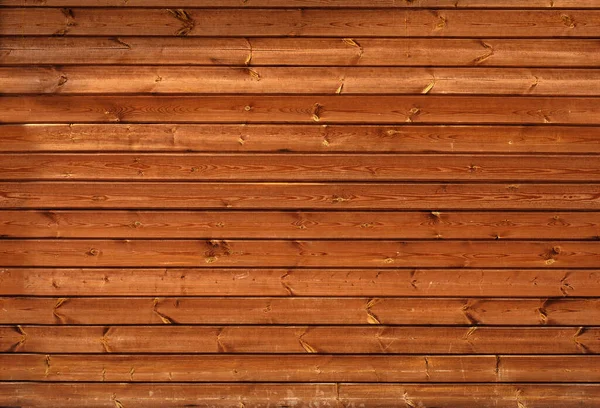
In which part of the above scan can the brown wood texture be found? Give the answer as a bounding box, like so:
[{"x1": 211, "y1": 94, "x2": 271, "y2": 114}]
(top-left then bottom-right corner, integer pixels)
[{"x1": 1, "y1": 4, "x2": 600, "y2": 406}]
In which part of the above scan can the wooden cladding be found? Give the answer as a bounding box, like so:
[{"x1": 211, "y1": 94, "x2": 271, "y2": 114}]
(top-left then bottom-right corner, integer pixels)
[{"x1": 1, "y1": 2, "x2": 599, "y2": 407}]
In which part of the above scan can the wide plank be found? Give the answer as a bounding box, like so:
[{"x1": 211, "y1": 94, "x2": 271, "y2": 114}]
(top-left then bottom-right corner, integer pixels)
[
  {"x1": 0, "y1": 239, "x2": 597, "y2": 268},
  {"x1": 1, "y1": 182, "x2": 599, "y2": 209},
  {"x1": 4, "y1": 9, "x2": 600, "y2": 37},
  {"x1": 3, "y1": 210, "x2": 599, "y2": 239},
  {"x1": 1, "y1": 268, "x2": 597, "y2": 297},
  {"x1": 5, "y1": 67, "x2": 600, "y2": 96},
  {"x1": 1, "y1": 124, "x2": 599, "y2": 154},
  {"x1": 1, "y1": 383, "x2": 599, "y2": 408},
  {"x1": 2, "y1": 154, "x2": 599, "y2": 181},
  {"x1": 2, "y1": 37, "x2": 599, "y2": 67},
  {"x1": 1, "y1": 325, "x2": 597, "y2": 354},
  {"x1": 1, "y1": 297, "x2": 597, "y2": 325},
  {"x1": 3, "y1": 95, "x2": 599, "y2": 124},
  {"x1": 1, "y1": 354, "x2": 600, "y2": 382}
]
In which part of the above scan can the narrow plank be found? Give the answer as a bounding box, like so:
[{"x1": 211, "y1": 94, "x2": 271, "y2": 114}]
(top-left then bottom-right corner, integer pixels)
[
  {"x1": 2, "y1": 182, "x2": 599, "y2": 209},
  {"x1": 1, "y1": 297, "x2": 597, "y2": 325},
  {"x1": 4, "y1": 9, "x2": 600, "y2": 37},
  {"x1": 3, "y1": 95, "x2": 599, "y2": 124},
  {"x1": 2, "y1": 37, "x2": 599, "y2": 67},
  {"x1": 1, "y1": 325, "x2": 597, "y2": 354},
  {"x1": 2, "y1": 154, "x2": 599, "y2": 181},
  {"x1": 1, "y1": 383, "x2": 599, "y2": 408},
  {"x1": 2, "y1": 354, "x2": 600, "y2": 382},
  {"x1": 1, "y1": 268, "x2": 597, "y2": 297},
  {"x1": 3, "y1": 210, "x2": 599, "y2": 239},
  {"x1": 5, "y1": 67, "x2": 600, "y2": 96},
  {"x1": 2, "y1": 124, "x2": 599, "y2": 154},
  {"x1": 3, "y1": 0, "x2": 600, "y2": 8},
  {"x1": 0, "y1": 239, "x2": 597, "y2": 268}
]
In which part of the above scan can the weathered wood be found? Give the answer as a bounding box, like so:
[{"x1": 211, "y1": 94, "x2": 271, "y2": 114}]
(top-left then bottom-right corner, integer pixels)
[
  {"x1": 2, "y1": 210, "x2": 598, "y2": 239},
  {"x1": 3, "y1": 8, "x2": 600, "y2": 37},
  {"x1": 3, "y1": 37, "x2": 599, "y2": 67},
  {"x1": 5, "y1": 67, "x2": 600, "y2": 95},
  {"x1": 2, "y1": 182, "x2": 599, "y2": 210},
  {"x1": 1, "y1": 124, "x2": 598, "y2": 154},
  {"x1": 1, "y1": 325, "x2": 597, "y2": 354},
  {"x1": 1, "y1": 297, "x2": 597, "y2": 325},
  {"x1": 2, "y1": 354, "x2": 600, "y2": 382},
  {"x1": 3, "y1": 95, "x2": 599, "y2": 124},
  {"x1": 0, "y1": 239, "x2": 597, "y2": 268},
  {"x1": 1, "y1": 383, "x2": 599, "y2": 408},
  {"x1": 1, "y1": 268, "x2": 596, "y2": 297}
]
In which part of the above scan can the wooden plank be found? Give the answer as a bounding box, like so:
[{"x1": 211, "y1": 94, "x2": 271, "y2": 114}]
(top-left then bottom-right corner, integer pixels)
[
  {"x1": 3, "y1": 95, "x2": 600, "y2": 124},
  {"x1": 0, "y1": 239, "x2": 598, "y2": 268},
  {"x1": 4, "y1": 67, "x2": 600, "y2": 96},
  {"x1": 2, "y1": 182, "x2": 599, "y2": 210},
  {"x1": 1, "y1": 124, "x2": 599, "y2": 154},
  {"x1": 2, "y1": 210, "x2": 599, "y2": 239},
  {"x1": 1, "y1": 325, "x2": 597, "y2": 354},
  {"x1": 3, "y1": 0, "x2": 600, "y2": 8},
  {"x1": 2, "y1": 154, "x2": 599, "y2": 182},
  {"x1": 3, "y1": 9, "x2": 600, "y2": 37},
  {"x1": 1, "y1": 297, "x2": 597, "y2": 325},
  {"x1": 2, "y1": 354, "x2": 600, "y2": 382},
  {"x1": 1, "y1": 268, "x2": 597, "y2": 297},
  {"x1": 2, "y1": 37, "x2": 599, "y2": 67},
  {"x1": 1, "y1": 383, "x2": 599, "y2": 408}
]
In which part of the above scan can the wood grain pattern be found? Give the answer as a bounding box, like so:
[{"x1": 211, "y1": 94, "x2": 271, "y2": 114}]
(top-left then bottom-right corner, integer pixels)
[
  {"x1": 3, "y1": 95, "x2": 600, "y2": 124},
  {"x1": 5, "y1": 67, "x2": 600, "y2": 95},
  {"x1": 1, "y1": 268, "x2": 597, "y2": 297},
  {"x1": 2, "y1": 124, "x2": 599, "y2": 154},
  {"x1": 3, "y1": 37, "x2": 599, "y2": 67},
  {"x1": 1, "y1": 297, "x2": 598, "y2": 325},
  {"x1": 1, "y1": 325, "x2": 597, "y2": 354},
  {"x1": 4, "y1": 8, "x2": 600, "y2": 37},
  {"x1": 2, "y1": 182, "x2": 599, "y2": 210},
  {"x1": 2, "y1": 154, "x2": 599, "y2": 181},
  {"x1": 1, "y1": 383, "x2": 599, "y2": 408},
  {"x1": 2, "y1": 210, "x2": 598, "y2": 239}
]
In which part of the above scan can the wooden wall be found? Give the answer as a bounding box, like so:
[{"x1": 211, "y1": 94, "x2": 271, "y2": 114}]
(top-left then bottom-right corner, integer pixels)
[{"x1": 1, "y1": 1, "x2": 600, "y2": 406}]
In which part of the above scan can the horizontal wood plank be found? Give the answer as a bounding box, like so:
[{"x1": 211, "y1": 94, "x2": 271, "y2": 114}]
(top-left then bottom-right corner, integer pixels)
[
  {"x1": 1, "y1": 383, "x2": 599, "y2": 408},
  {"x1": 4, "y1": 9, "x2": 600, "y2": 37},
  {"x1": 2, "y1": 182, "x2": 599, "y2": 210},
  {"x1": 1, "y1": 297, "x2": 598, "y2": 325},
  {"x1": 2, "y1": 37, "x2": 599, "y2": 67},
  {"x1": 2, "y1": 154, "x2": 599, "y2": 181},
  {"x1": 0, "y1": 239, "x2": 597, "y2": 268},
  {"x1": 1, "y1": 354, "x2": 599, "y2": 382},
  {"x1": 5, "y1": 67, "x2": 600, "y2": 96},
  {"x1": 1, "y1": 124, "x2": 599, "y2": 154},
  {"x1": 1, "y1": 268, "x2": 597, "y2": 297},
  {"x1": 2, "y1": 210, "x2": 599, "y2": 239},
  {"x1": 1, "y1": 325, "x2": 597, "y2": 354},
  {"x1": 3, "y1": 95, "x2": 600, "y2": 124}
]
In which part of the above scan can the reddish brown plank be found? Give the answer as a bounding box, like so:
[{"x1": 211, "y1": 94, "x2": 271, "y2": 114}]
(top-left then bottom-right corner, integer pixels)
[
  {"x1": 2, "y1": 154, "x2": 599, "y2": 181},
  {"x1": 0, "y1": 268, "x2": 596, "y2": 297},
  {"x1": 1, "y1": 297, "x2": 597, "y2": 325},
  {"x1": 2, "y1": 95, "x2": 599, "y2": 124},
  {"x1": 0, "y1": 239, "x2": 597, "y2": 268},
  {"x1": 3, "y1": 9, "x2": 600, "y2": 37},
  {"x1": 1, "y1": 354, "x2": 600, "y2": 382},
  {"x1": 2, "y1": 210, "x2": 598, "y2": 239},
  {"x1": 1, "y1": 182, "x2": 599, "y2": 210},
  {"x1": 2, "y1": 37, "x2": 599, "y2": 67},
  {"x1": 1, "y1": 383, "x2": 599, "y2": 408},
  {"x1": 1, "y1": 124, "x2": 598, "y2": 154},
  {"x1": 4, "y1": 67, "x2": 600, "y2": 95},
  {"x1": 1, "y1": 325, "x2": 597, "y2": 354}
]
